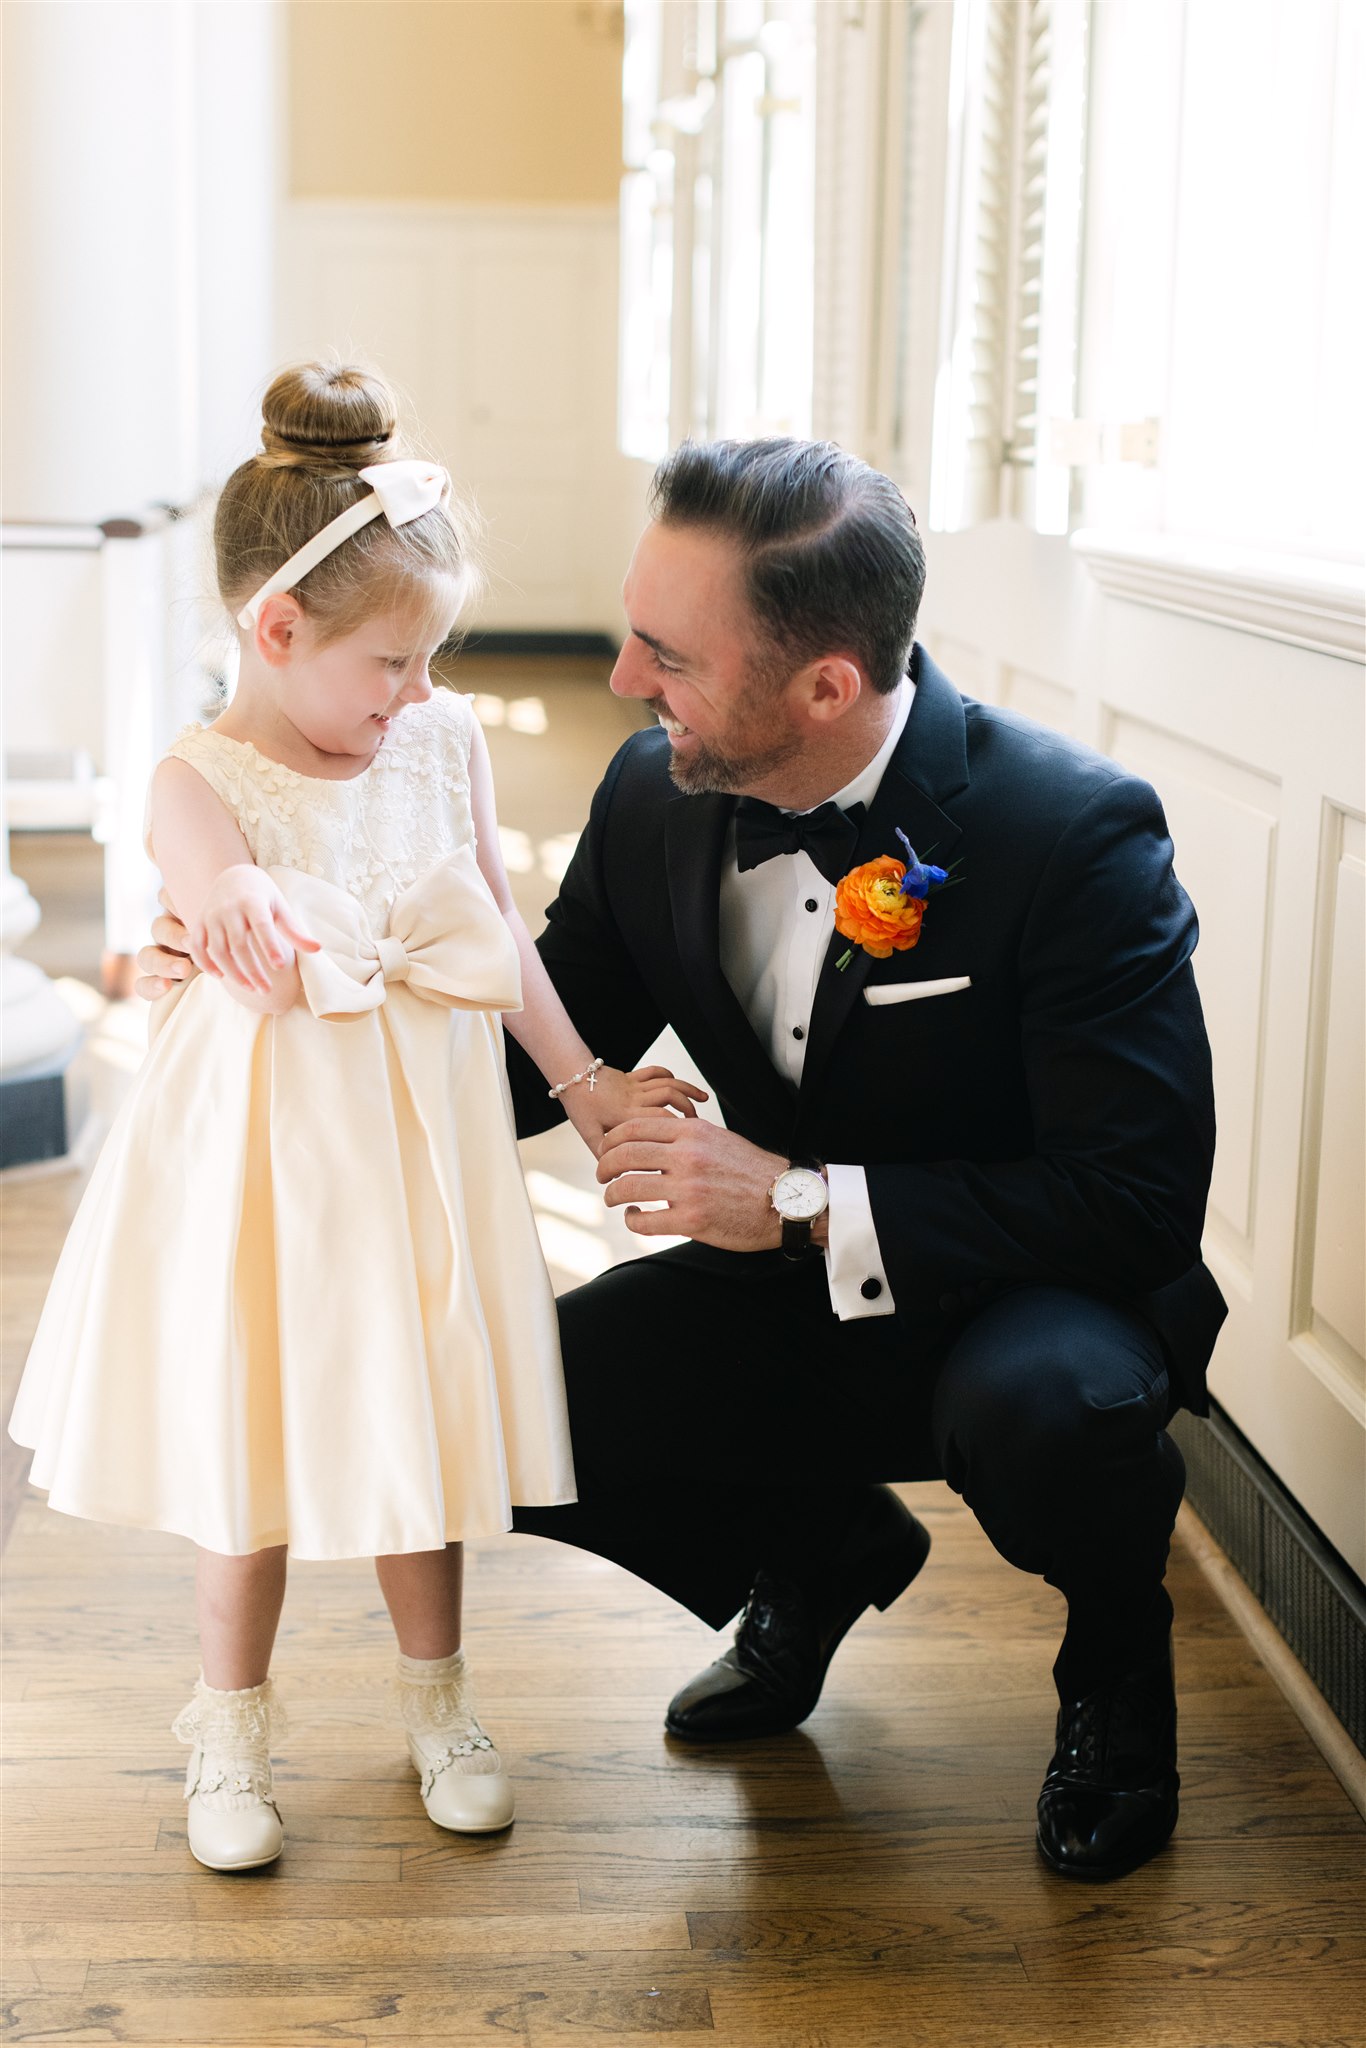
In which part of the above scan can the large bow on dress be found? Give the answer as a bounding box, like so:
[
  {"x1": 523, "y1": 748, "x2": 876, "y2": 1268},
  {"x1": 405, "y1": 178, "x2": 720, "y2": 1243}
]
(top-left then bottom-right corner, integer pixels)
[{"x1": 269, "y1": 846, "x2": 523, "y2": 1020}]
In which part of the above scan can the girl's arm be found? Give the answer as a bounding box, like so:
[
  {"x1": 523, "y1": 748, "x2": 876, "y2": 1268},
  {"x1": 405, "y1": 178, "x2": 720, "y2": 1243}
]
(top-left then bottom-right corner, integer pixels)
[
  {"x1": 465, "y1": 716, "x2": 705, "y2": 1146},
  {"x1": 148, "y1": 758, "x2": 318, "y2": 1016}
]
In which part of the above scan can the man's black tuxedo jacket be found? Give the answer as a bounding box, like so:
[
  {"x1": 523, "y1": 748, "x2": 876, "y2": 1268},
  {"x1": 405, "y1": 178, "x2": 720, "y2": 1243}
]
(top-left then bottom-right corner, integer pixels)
[{"x1": 506, "y1": 645, "x2": 1226, "y2": 1415}]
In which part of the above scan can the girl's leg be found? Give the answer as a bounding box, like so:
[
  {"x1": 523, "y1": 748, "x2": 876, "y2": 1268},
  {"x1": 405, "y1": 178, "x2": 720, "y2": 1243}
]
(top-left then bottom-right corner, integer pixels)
[
  {"x1": 374, "y1": 1541, "x2": 463, "y2": 1656},
  {"x1": 378, "y1": 1544, "x2": 510, "y2": 1831},
  {"x1": 196, "y1": 1544, "x2": 288, "y2": 1688},
  {"x1": 179, "y1": 1544, "x2": 289, "y2": 1873}
]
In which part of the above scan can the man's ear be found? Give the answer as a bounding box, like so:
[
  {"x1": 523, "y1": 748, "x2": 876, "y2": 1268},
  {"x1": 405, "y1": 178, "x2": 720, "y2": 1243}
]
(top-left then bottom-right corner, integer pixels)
[
  {"x1": 251, "y1": 594, "x2": 304, "y2": 668},
  {"x1": 801, "y1": 655, "x2": 863, "y2": 723}
]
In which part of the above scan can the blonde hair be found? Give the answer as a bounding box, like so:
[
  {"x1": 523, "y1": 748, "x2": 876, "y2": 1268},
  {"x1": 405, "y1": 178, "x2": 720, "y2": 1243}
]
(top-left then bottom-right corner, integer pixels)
[{"x1": 215, "y1": 361, "x2": 480, "y2": 647}]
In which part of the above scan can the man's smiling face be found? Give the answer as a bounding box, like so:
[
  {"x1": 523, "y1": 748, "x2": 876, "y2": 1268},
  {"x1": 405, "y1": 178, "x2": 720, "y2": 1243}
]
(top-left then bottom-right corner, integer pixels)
[{"x1": 609, "y1": 521, "x2": 803, "y2": 795}]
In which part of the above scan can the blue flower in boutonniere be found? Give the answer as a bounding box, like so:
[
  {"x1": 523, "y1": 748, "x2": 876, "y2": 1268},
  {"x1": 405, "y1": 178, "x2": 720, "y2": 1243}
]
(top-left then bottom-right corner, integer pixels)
[
  {"x1": 893, "y1": 828, "x2": 949, "y2": 899},
  {"x1": 833, "y1": 830, "x2": 955, "y2": 968}
]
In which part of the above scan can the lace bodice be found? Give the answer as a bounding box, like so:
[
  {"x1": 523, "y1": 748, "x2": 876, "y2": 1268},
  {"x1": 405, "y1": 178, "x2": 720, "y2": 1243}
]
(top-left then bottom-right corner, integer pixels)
[{"x1": 161, "y1": 690, "x2": 477, "y2": 928}]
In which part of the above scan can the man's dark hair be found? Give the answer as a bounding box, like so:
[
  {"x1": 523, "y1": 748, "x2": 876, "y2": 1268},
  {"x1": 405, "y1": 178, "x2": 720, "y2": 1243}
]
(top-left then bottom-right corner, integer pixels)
[{"x1": 648, "y1": 437, "x2": 925, "y2": 695}]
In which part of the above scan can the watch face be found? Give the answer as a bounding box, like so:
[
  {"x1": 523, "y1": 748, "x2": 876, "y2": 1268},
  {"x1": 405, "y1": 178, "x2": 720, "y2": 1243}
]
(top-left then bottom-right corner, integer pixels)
[{"x1": 773, "y1": 1168, "x2": 828, "y2": 1220}]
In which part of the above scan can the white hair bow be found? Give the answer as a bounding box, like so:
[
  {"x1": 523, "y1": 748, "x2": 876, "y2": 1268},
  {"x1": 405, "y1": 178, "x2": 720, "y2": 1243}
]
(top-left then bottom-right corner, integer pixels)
[{"x1": 236, "y1": 459, "x2": 450, "y2": 630}]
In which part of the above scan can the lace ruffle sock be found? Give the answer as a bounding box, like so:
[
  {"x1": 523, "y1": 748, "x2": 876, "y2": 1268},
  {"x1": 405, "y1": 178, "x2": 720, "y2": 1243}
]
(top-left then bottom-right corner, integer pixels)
[
  {"x1": 395, "y1": 1648, "x2": 514, "y2": 1833},
  {"x1": 171, "y1": 1675, "x2": 286, "y2": 1872}
]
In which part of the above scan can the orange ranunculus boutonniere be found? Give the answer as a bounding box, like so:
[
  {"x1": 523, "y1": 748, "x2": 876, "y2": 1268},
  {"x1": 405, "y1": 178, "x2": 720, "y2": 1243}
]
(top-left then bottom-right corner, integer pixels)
[{"x1": 834, "y1": 830, "x2": 953, "y2": 967}]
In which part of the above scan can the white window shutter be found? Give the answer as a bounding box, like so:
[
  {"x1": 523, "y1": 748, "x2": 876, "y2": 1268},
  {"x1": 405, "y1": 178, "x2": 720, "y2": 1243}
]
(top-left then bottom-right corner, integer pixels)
[
  {"x1": 964, "y1": 0, "x2": 1017, "y2": 522},
  {"x1": 930, "y1": 0, "x2": 1089, "y2": 533},
  {"x1": 812, "y1": 3, "x2": 884, "y2": 452},
  {"x1": 1001, "y1": 0, "x2": 1051, "y2": 499},
  {"x1": 888, "y1": 1, "x2": 956, "y2": 512}
]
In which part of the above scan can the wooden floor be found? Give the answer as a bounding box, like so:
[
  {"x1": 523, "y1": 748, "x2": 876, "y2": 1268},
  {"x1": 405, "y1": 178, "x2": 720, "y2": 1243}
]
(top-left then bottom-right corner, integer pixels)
[{"x1": 4, "y1": 658, "x2": 1365, "y2": 2046}]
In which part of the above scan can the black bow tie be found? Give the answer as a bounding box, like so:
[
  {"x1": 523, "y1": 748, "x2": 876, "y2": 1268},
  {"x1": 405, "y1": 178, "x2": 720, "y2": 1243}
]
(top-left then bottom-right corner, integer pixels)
[{"x1": 733, "y1": 798, "x2": 866, "y2": 886}]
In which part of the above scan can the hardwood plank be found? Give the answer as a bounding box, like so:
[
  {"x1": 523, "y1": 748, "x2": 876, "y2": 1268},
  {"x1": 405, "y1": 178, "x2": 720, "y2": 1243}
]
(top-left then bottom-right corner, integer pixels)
[
  {"x1": 14, "y1": 1974, "x2": 1356, "y2": 2048},
  {"x1": 0, "y1": 1982, "x2": 718, "y2": 2042},
  {"x1": 70, "y1": 1944, "x2": 1027, "y2": 2000},
  {"x1": 706, "y1": 1980, "x2": 1366, "y2": 2048},
  {"x1": 0, "y1": 1961, "x2": 90, "y2": 1995},
  {"x1": 0, "y1": 1880, "x2": 584, "y2": 1919},
  {"x1": 5, "y1": 1914, "x2": 692, "y2": 1963},
  {"x1": 686, "y1": 1894, "x2": 1366, "y2": 1959}
]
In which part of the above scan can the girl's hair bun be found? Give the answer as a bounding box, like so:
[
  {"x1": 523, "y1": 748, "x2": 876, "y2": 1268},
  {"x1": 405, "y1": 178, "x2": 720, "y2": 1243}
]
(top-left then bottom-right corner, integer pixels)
[
  {"x1": 218, "y1": 356, "x2": 478, "y2": 645},
  {"x1": 259, "y1": 361, "x2": 398, "y2": 472}
]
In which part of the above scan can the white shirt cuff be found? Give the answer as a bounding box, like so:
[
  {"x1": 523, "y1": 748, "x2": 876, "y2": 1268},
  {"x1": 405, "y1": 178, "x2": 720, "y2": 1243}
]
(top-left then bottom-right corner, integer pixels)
[{"x1": 822, "y1": 1163, "x2": 896, "y2": 1319}]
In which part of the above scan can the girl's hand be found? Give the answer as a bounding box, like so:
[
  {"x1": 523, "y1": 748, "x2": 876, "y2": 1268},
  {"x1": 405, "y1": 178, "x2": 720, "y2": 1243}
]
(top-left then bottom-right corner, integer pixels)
[
  {"x1": 604, "y1": 1064, "x2": 709, "y2": 1129},
  {"x1": 192, "y1": 865, "x2": 320, "y2": 994},
  {"x1": 561, "y1": 1063, "x2": 709, "y2": 1153}
]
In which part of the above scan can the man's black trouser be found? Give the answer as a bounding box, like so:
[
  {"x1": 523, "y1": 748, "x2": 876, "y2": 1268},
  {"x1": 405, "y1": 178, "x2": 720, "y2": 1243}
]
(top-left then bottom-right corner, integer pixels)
[{"x1": 514, "y1": 1244, "x2": 1185, "y2": 1699}]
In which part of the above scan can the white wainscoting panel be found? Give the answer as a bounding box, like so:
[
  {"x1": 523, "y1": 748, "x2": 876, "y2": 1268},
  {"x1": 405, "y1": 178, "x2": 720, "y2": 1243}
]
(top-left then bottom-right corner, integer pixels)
[
  {"x1": 1295, "y1": 805, "x2": 1366, "y2": 1413},
  {"x1": 278, "y1": 203, "x2": 633, "y2": 635},
  {"x1": 1107, "y1": 715, "x2": 1280, "y2": 1271},
  {"x1": 925, "y1": 631, "x2": 993, "y2": 700},
  {"x1": 1002, "y1": 666, "x2": 1075, "y2": 732},
  {"x1": 920, "y1": 518, "x2": 1364, "y2": 1573}
]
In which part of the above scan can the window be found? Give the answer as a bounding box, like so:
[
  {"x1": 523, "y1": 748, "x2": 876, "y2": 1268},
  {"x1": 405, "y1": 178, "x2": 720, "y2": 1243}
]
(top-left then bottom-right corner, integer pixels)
[
  {"x1": 1077, "y1": 0, "x2": 1364, "y2": 561},
  {"x1": 926, "y1": 0, "x2": 1090, "y2": 534},
  {"x1": 619, "y1": 0, "x2": 817, "y2": 458}
]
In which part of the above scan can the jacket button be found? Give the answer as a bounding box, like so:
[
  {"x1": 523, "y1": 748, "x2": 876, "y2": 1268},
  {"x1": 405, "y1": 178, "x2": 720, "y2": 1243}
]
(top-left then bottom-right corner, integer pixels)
[
  {"x1": 860, "y1": 1278, "x2": 882, "y2": 1300},
  {"x1": 938, "y1": 1290, "x2": 957, "y2": 1312}
]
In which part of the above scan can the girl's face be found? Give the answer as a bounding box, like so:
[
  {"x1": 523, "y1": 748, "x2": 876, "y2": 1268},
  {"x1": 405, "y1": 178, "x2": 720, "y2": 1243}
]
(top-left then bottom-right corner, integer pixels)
[{"x1": 281, "y1": 599, "x2": 457, "y2": 764}]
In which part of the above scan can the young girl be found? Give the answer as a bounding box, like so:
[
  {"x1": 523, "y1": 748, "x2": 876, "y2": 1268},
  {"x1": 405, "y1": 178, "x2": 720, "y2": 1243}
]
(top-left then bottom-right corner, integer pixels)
[{"x1": 8, "y1": 361, "x2": 702, "y2": 1873}]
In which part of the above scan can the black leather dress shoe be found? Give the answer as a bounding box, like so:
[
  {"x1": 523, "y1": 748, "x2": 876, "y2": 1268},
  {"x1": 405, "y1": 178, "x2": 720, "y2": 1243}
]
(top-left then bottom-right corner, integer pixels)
[
  {"x1": 1036, "y1": 1647, "x2": 1180, "y2": 1880},
  {"x1": 665, "y1": 1489, "x2": 931, "y2": 1742}
]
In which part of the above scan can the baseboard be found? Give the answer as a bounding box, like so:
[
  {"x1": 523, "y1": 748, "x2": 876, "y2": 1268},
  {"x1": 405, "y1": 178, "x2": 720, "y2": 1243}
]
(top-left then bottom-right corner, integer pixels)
[
  {"x1": 1170, "y1": 1400, "x2": 1366, "y2": 1755},
  {"x1": 455, "y1": 630, "x2": 619, "y2": 660}
]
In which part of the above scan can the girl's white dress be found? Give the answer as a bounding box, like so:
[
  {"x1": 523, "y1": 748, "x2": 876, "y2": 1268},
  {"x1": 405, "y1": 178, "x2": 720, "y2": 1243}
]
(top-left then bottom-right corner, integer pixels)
[{"x1": 9, "y1": 691, "x2": 575, "y2": 1558}]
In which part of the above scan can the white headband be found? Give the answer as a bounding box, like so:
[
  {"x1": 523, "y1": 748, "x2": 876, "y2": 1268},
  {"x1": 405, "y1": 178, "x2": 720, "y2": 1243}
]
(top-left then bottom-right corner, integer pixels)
[{"x1": 236, "y1": 458, "x2": 450, "y2": 631}]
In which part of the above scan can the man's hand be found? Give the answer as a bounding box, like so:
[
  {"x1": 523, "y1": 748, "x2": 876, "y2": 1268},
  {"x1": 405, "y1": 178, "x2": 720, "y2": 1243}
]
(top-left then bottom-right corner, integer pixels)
[
  {"x1": 134, "y1": 892, "x2": 198, "y2": 1003},
  {"x1": 597, "y1": 1116, "x2": 817, "y2": 1251}
]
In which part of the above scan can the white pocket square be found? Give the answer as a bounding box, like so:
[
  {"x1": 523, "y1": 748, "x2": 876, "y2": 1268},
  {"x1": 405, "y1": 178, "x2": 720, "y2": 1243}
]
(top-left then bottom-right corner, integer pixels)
[{"x1": 864, "y1": 975, "x2": 972, "y2": 1007}]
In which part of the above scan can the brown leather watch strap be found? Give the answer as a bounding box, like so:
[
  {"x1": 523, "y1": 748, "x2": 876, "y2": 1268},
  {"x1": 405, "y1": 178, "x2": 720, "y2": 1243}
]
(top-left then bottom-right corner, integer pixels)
[{"x1": 780, "y1": 1213, "x2": 815, "y2": 1261}]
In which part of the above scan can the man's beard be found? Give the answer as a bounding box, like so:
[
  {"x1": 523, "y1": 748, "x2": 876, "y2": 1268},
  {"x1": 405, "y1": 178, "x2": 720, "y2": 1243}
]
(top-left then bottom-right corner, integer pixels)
[{"x1": 665, "y1": 722, "x2": 803, "y2": 796}]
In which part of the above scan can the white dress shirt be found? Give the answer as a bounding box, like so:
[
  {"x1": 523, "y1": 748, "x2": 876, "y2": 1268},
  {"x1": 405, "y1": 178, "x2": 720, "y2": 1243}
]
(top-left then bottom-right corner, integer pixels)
[{"x1": 717, "y1": 680, "x2": 915, "y2": 1320}]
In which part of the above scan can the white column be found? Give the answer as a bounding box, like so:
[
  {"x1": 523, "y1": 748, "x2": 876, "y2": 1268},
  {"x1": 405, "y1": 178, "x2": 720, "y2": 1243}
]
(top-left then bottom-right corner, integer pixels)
[
  {"x1": 1, "y1": 1, "x2": 278, "y2": 1007},
  {"x1": 1, "y1": 0, "x2": 199, "y2": 524},
  {"x1": 2, "y1": 0, "x2": 279, "y2": 521}
]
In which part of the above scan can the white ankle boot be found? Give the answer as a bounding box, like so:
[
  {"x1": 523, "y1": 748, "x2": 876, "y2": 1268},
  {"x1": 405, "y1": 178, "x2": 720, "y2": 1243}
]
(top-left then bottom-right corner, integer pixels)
[
  {"x1": 171, "y1": 1674, "x2": 285, "y2": 1872},
  {"x1": 395, "y1": 1649, "x2": 514, "y2": 1833}
]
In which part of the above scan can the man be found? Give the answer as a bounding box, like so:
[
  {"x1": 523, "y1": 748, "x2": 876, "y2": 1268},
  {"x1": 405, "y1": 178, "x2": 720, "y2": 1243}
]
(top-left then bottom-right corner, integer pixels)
[{"x1": 140, "y1": 437, "x2": 1225, "y2": 1880}]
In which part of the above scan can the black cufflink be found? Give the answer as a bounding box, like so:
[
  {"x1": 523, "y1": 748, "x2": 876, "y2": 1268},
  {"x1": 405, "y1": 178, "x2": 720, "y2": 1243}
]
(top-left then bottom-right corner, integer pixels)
[{"x1": 860, "y1": 1277, "x2": 882, "y2": 1300}]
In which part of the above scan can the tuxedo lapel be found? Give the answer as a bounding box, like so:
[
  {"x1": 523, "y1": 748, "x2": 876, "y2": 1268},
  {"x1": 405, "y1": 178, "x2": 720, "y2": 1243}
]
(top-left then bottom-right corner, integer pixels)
[
  {"x1": 664, "y1": 791, "x2": 798, "y2": 1130},
  {"x1": 797, "y1": 649, "x2": 969, "y2": 1110}
]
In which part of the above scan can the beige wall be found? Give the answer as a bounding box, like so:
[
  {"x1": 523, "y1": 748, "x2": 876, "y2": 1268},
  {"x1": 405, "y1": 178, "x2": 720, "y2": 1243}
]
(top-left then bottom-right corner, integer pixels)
[{"x1": 289, "y1": 0, "x2": 624, "y2": 206}]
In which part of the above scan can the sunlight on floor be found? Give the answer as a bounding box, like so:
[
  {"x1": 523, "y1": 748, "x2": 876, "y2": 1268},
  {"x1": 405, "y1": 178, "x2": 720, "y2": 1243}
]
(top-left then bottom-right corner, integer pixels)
[
  {"x1": 498, "y1": 824, "x2": 582, "y2": 883},
  {"x1": 525, "y1": 1168, "x2": 610, "y2": 1229},
  {"x1": 472, "y1": 693, "x2": 549, "y2": 735}
]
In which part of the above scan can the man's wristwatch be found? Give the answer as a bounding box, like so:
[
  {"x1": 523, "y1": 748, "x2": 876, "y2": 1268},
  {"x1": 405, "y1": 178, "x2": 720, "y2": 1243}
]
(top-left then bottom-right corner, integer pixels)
[{"x1": 769, "y1": 1161, "x2": 829, "y2": 1261}]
